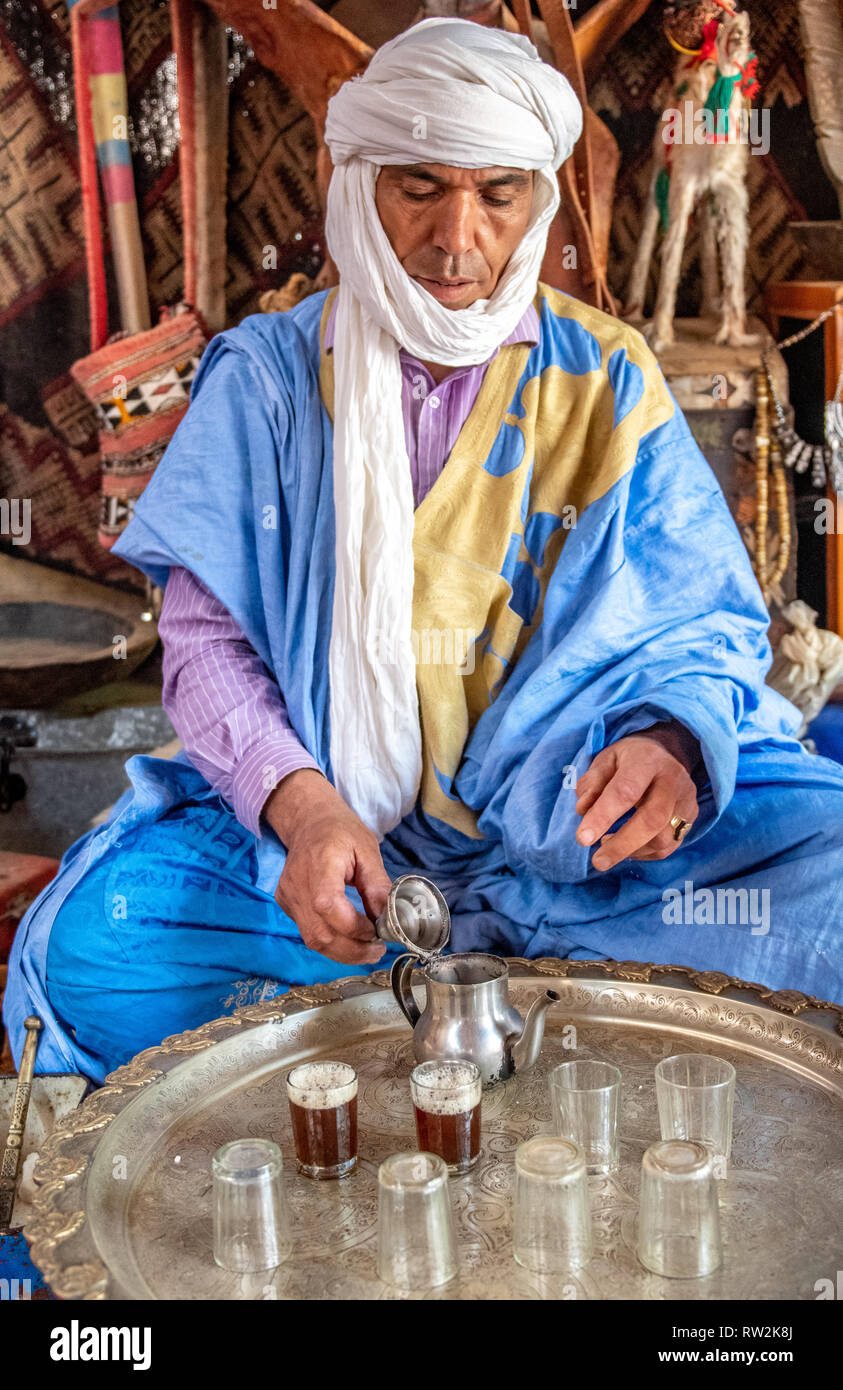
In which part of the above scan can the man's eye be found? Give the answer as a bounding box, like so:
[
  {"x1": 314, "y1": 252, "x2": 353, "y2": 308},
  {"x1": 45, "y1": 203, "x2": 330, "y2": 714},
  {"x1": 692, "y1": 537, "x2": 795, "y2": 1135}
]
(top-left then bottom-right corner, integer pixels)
[
  {"x1": 403, "y1": 188, "x2": 436, "y2": 201},
  {"x1": 483, "y1": 197, "x2": 513, "y2": 208}
]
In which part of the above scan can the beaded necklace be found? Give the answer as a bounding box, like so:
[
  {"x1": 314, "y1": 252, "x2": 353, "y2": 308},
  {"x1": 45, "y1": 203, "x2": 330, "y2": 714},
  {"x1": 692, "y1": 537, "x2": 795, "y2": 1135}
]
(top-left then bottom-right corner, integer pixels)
[
  {"x1": 753, "y1": 303, "x2": 843, "y2": 600},
  {"x1": 760, "y1": 304, "x2": 843, "y2": 492}
]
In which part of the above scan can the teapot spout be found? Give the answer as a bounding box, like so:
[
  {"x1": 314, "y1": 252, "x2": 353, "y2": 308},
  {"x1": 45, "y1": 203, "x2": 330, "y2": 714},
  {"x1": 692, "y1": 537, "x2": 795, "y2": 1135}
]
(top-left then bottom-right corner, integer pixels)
[{"x1": 510, "y1": 990, "x2": 561, "y2": 1074}]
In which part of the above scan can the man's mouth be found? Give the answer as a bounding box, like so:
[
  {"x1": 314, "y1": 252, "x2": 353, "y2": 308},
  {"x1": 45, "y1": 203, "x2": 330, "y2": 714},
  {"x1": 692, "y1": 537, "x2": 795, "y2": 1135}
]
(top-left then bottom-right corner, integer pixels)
[{"x1": 414, "y1": 275, "x2": 476, "y2": 302}]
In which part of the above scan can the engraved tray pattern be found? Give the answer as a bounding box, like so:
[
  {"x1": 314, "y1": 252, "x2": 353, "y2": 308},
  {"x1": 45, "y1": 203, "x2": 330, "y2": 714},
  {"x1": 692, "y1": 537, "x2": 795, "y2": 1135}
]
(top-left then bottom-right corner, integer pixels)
[{"x1": 26, "y1": 960, "x2": 843, "y2": 1301}]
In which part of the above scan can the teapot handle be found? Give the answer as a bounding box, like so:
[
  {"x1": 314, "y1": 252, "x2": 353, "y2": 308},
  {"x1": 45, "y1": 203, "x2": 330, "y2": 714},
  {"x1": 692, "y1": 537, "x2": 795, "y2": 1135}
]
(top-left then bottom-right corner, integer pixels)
[{"x1": 390, "y1": 953, "x2": 421, "y2": 1028}]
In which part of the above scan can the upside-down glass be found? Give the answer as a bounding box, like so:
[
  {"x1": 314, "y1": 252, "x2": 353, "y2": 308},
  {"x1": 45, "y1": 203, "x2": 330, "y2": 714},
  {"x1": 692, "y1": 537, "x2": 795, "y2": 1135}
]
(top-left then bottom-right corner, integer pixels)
[
  {"x1": 513, "y1": 1136, "x2": 592, "y2": 1273},
  {"x1": 286, "y1": 1060, "x2": 358, "y2": 1179},
  {"x1": 655, "y1": 1053, "x2": 736, "y2": 1176},
  {"x1": 410, "y1": 1059, "x2": 482, "y2": 1174},
  {"x1": 637, "y1": 1139, "x2": 722, "y2": 1278},
  {"x1": 548, "y1": 1060, "x2": 621, "y2": 1175},
  {"x1": 212, "y1": 1139, "x2": 292, "y2": 1272},
  {"x1": 377, "y1": 1151, "x2": 459, "y2": 1290}
]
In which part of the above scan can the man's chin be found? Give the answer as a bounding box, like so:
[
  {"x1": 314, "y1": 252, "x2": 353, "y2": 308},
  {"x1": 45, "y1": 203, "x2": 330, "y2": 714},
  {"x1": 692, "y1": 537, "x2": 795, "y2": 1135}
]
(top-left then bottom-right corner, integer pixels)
[{"x1": 412, "y1": 275, "x2": 483, "y2": 309}]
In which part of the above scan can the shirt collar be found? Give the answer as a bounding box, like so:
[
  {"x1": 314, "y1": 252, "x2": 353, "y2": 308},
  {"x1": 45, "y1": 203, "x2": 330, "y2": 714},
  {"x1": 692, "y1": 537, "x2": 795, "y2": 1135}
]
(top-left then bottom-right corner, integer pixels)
[{"x1": 323, "y1": 294, "x2": 540, "y2": 358}]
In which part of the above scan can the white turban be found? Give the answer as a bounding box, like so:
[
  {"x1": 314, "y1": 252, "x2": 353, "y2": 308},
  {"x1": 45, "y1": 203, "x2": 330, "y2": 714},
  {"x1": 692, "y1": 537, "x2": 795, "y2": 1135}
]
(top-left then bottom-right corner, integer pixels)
[{"x1": 322, "y1": 17, "x2": 582, "y2": 838}]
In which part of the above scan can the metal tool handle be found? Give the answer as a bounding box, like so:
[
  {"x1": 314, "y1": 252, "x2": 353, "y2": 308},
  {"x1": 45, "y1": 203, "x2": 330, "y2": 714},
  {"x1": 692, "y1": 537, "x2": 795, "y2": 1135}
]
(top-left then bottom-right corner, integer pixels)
[
  {"x1": 0, "y1": 1016, "x2": 43, "y2": 1228},
  {"x1": 390, "y1": 953, "x2": 421, "y2": 1028}
]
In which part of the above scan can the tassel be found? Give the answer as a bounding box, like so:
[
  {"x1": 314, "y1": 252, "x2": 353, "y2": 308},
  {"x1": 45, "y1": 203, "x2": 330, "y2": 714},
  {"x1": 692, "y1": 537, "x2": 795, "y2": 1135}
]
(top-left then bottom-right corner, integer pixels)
[
  {"x1": 655, "y1": 166, "x2": 671, "y2": 232},
  {"x1": 703, "y1": 70, "x2": 740, "y2": 139},
  {"x1": 739, "y1": 51, "x2": 760, "y2": 101},
  {"x1": 686, "y1": 17, "x2": 720, "y2": 68}
]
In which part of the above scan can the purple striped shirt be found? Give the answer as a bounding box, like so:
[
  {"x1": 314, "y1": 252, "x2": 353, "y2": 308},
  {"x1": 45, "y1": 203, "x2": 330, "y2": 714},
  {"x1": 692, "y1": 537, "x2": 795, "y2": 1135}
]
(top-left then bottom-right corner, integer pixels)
[{"x1": 158, "y1": 300, "x2": 540, "y2": 836}]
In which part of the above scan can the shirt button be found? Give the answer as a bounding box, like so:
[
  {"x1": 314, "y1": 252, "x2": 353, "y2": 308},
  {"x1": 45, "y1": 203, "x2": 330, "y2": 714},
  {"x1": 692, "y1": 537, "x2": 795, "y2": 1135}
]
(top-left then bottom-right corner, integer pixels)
[{"x1": 428, "y1": 396, "x2": 440, "y2": 410}]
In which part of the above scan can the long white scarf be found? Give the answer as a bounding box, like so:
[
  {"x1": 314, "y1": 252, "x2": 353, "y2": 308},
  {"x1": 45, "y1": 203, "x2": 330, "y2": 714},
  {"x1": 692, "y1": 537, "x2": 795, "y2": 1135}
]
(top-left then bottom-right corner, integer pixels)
[{"x1": 323, "y1": 17, "x2": 582, "y2": 837}]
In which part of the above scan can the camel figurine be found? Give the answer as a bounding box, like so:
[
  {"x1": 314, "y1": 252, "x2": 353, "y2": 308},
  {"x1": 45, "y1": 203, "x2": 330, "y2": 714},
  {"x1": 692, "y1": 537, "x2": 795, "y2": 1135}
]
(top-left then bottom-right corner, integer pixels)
[{"x1": 624, "y1": 2, "x2": 761, "y2": 351}]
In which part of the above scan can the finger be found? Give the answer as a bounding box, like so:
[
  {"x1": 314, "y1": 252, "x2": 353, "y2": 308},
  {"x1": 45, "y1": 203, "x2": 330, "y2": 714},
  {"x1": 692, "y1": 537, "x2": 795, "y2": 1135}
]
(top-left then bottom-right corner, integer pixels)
[
  {"x1": 577, "y1": 765, "x2": 653, "y2": 848},
  {"x1": 575, "y1": 764, "x2": 616, "y2": 818},
  {"x1": 310, "y1": 883, "x2": 380, "y2": 943},
  {"x1": 275, "y1": 882, "x2": 384, "y2": 962},
  {"x1": 574, "y1": 750, "x2": 615, "y2": 811},
  {"x1": 591, "y1": 777, "x2": 680, "y2": 871},
  {"x1": 629, "y1": 788, "x2": 700, "y2": 861},
  {"x1": 352, "y1": 847, "x2": 392, "y2": 923},
  {"x1": 304, "y1": 929, "x2": 386, "y2": 967},
  {"x1": 279, "y1": 850, "x2": 380, "y2": 945}
]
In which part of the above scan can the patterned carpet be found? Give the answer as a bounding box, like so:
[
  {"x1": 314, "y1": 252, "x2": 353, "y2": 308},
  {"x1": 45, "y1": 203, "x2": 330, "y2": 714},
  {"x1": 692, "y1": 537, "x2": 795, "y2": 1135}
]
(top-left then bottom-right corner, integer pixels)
[{"x1": 0, "y1": 0, "x2": 837, "y2": 588}]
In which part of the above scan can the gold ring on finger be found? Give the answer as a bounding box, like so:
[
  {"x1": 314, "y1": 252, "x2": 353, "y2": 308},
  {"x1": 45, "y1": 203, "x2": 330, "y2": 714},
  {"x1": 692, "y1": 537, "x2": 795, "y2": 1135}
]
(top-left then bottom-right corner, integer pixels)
[{"x1": 670, "y1": 814, "x2": 692, "y2": 843}]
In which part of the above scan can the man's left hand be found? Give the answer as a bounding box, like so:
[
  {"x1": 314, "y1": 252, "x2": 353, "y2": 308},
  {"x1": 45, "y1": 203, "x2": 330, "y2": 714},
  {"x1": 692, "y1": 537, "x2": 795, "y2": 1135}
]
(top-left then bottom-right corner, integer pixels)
[{"x1": 575, "y1": 721, "x2": 701, "y2": 872}]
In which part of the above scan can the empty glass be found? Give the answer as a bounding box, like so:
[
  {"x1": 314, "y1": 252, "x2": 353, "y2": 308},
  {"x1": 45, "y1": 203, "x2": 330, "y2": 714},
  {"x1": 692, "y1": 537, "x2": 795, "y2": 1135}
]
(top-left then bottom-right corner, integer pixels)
[
  {"x1": 548, "y1": 1059, "x2": 621, "y2": 1175},
  {"x1": 212, "y1": 1138, "x2": 292, "y2": 1272},
  {"x1": 655, "y1": 1053, "x2": 736, "y2": 1176},
  {"x1": 410, "y1": 1059, "x2": 482, "y2": 1174},
  {"x1": 377, "y1": 1151, "x2": 458, "y2": 1290},
  {"x1": 513, "y1": 1136, "x2": 592, "y2": 1273},
  {"x1": 637, "y1": 1139, "x2": 722, "y2": 1278},
  {"x1": 286, "y1": 1060, "x2": 358, "y2": 1179}
]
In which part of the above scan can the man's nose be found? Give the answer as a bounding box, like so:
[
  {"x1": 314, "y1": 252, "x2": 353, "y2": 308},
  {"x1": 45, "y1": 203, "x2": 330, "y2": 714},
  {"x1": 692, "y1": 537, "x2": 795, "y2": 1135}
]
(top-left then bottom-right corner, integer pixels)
[{"x1": 430, "y1": 191, "x2": 477, "y2": 258}]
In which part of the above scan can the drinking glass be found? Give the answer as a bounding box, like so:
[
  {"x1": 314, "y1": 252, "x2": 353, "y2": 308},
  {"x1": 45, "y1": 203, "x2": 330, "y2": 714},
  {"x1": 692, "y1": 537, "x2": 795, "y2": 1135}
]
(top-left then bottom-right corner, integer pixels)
[
  {"x1": 410, "y1": 1059, "x2": 482, "y2": 1174},
  {"x1": 513, "y1": 1136, "x2": 592, "y2": 1273},
  {"x1": 286, "y1": 1060, "x2": 358, "y2": 1179},
  {"x1": 637, "y1": 1139, "x2": 722, "y2": 1278},
  {"x1": 377, "y1": 1151, "x2": 459, "y2": 1290},
  {"x1": 548, "y1": 1059, "x2": 621, "y2": 1175},
  {"x1": 655, "y1": 1053, "x2": 736, "y2": 1177},
  {"x1": 212, "y1": 1139, "x2": 292, "y2": 1272}
]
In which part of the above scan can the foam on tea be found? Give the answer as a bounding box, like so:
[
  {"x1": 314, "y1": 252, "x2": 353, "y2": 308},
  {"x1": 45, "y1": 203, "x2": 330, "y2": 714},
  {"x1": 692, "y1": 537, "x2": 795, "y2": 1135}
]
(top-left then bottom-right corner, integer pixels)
[
  {"x1": 286, "y1": 1061, "x2": 357, "y2": 1110},
  {"x1": 412, "y1": 1062, "x2": 482, "y2": 1114},
  {"x1": 286, "y1": 1061, "x2": 359, "y2": 1179},
  {"x1": 410, "y1": 1059, "x2": 483, "y2": 1173}
]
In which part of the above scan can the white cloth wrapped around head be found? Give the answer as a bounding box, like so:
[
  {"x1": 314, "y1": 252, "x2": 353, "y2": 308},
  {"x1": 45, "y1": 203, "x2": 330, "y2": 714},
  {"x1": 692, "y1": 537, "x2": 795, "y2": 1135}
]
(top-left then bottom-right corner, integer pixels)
[
  {"x1": 325, "y1": 18, "x2": 582, "y2": 172},
  {"x1": 321, "y1": 18, "x2": 582, "y2": 839}
]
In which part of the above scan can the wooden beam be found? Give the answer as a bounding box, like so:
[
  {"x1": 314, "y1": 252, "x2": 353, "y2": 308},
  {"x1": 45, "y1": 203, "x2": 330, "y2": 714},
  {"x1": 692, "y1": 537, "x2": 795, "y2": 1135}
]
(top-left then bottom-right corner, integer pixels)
[
  {"x1": 199, "y1": 0, "x2": 371, "y2": 136},
  {"x1": 574, "y1": 0, "x2": 655, "y2": 83}
]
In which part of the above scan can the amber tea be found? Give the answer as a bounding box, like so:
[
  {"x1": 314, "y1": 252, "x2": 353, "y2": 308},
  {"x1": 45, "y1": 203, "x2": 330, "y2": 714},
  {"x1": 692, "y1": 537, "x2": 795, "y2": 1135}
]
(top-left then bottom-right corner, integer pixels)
[
  {"x1": 410, "y1": 1059, "x2": 482, "y2": 1174},
  {"x1": 286, "y1": 1061, "x2": 358, "y2": 1179}
]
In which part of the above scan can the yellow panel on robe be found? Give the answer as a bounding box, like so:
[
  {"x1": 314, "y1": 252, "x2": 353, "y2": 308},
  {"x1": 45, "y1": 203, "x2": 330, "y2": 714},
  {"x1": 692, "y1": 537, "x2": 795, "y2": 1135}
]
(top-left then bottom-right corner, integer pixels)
[{"x1": 318, "y1": 282, "x2": 676, "y2": 839}]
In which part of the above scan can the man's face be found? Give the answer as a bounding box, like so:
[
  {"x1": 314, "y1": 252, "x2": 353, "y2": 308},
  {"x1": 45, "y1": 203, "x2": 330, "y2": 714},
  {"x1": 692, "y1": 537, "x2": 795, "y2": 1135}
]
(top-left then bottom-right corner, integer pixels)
[{"x1": 374, "y1": 163, "x2": 534, "y2": 310}]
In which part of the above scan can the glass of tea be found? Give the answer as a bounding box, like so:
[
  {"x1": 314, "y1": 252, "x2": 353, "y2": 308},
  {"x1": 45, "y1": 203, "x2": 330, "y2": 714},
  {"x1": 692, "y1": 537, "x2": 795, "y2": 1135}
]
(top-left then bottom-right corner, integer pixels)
[
  {"x1": 410, "y1": 1059, "x2": 482, "y2": 1175},
  {"x1": 285, "y1": 1060, "x2": 358, "y2": 1179}
]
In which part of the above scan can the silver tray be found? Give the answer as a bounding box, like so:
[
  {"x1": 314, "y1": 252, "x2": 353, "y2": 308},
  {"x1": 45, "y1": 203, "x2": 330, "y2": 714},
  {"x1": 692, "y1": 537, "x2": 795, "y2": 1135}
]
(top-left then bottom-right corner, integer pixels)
[{"x1": 26, "y1": 959, "x2": 843, "y2": 1300}]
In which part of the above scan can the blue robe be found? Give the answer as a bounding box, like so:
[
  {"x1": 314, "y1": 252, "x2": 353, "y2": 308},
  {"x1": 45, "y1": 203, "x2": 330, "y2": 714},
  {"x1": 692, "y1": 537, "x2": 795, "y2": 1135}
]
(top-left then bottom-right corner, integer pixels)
[{"x1": 5, "y1": 284, "x2": 843, "y2": 1082}]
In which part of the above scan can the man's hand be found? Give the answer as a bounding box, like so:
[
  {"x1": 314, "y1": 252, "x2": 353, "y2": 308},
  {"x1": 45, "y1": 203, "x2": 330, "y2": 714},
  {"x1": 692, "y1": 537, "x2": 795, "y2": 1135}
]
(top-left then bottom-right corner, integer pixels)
[
  {"x1": 264, "y1": 770, "x2": 390, "y2": 966},
  {"x1": 575, "y1": 722, "x2": 700, "y2": 872}
]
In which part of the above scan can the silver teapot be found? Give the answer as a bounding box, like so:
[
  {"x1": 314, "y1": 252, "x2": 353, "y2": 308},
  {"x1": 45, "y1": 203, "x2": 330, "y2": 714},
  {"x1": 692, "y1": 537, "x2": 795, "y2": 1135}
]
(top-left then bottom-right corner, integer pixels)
[{"x1": 376, "y1": 875, "x2": 560, "y2": 1088}]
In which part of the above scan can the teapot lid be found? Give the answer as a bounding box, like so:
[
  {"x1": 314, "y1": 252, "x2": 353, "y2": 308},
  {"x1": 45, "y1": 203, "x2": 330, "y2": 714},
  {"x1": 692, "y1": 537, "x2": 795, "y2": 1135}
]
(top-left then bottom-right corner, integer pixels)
[{"x1": 375, "y1": 874, "x2": 451, "y2": 957}]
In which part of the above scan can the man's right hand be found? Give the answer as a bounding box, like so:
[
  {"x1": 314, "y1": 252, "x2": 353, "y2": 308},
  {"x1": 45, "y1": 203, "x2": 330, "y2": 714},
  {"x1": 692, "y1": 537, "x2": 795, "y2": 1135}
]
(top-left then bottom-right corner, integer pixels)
[{"x1": 264, "y1": 769, "x2": 389, "y2": 967}]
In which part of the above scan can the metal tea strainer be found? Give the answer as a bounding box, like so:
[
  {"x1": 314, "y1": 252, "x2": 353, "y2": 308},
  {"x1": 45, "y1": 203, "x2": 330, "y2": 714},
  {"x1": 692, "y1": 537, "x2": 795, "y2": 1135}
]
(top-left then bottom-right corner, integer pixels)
[{"x1": 374, "y1": 874, "x2": 451, "y2": 958}]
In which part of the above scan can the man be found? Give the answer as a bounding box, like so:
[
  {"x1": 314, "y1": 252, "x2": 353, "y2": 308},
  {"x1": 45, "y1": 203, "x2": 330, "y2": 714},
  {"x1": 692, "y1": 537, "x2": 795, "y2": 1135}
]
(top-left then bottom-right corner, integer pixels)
[{"x1": 5, "y1": 19, "x2": 843, "y2": 1083}]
